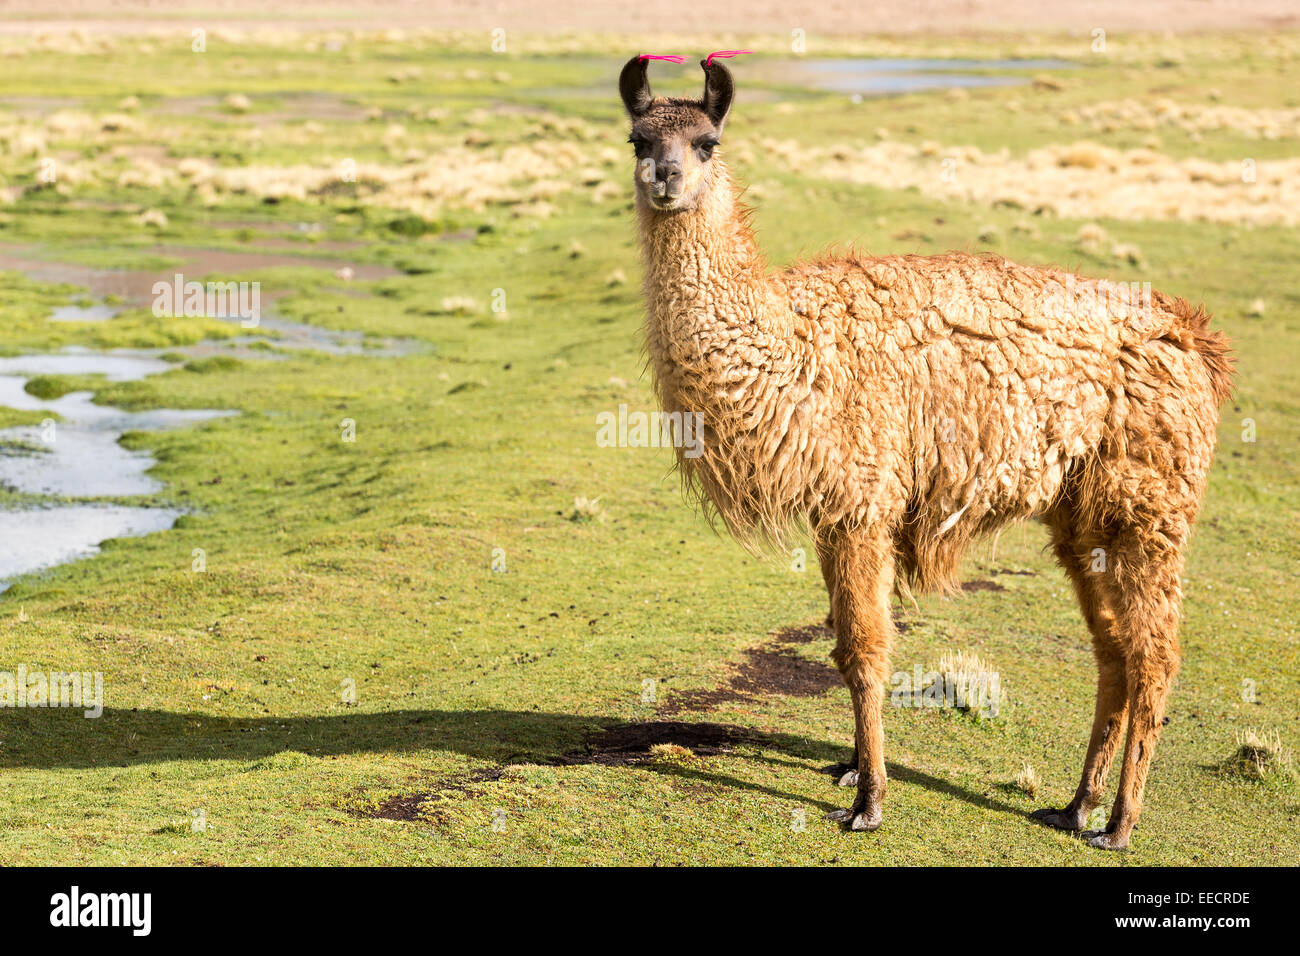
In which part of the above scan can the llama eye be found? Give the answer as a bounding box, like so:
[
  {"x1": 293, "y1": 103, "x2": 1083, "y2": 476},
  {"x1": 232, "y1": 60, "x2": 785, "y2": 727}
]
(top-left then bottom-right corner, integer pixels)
[{"x1": 696, "y1": 140, "x2": 718, "y2": 160}]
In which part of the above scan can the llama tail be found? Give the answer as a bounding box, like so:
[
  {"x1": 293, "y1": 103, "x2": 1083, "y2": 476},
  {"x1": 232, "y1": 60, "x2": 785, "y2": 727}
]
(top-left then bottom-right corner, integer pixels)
[{"x1": 1159, "y1": 295, "x2": 1236, "y2": 405}]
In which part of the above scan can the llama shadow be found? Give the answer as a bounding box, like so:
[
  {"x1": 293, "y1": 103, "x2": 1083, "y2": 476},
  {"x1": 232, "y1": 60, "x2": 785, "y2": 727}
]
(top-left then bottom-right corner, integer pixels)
[{"x1": 0, "y1": 706, "x2": 1020, "y2": 818}]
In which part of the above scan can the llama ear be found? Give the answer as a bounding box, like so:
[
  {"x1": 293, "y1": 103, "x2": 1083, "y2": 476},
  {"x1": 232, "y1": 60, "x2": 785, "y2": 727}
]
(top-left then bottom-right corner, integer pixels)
[
  {"x1": 619, "y1": 56, "x2": 653, "y2": 118},
  {"x1": 700, "y1": 59, "x2": 734, "y2": 128}
]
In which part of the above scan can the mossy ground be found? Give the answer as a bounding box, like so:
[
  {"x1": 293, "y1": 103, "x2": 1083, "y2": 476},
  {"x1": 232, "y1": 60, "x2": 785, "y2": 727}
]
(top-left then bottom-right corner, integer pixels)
[{"x1": 0, "y1": 29, "x2": 1295, "y2": 865}]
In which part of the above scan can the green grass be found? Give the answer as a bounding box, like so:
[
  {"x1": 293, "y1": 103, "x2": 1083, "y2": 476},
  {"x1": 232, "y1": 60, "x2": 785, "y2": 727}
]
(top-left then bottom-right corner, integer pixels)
[{"x1": 0, "y1": 30, "x2": 1296, "y2": 866}]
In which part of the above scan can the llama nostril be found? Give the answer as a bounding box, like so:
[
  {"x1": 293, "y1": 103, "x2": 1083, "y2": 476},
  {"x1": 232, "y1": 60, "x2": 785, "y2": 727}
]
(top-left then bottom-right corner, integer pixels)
[{"x1": 656, "y1": 161, "x2": 683, "y2": 199}]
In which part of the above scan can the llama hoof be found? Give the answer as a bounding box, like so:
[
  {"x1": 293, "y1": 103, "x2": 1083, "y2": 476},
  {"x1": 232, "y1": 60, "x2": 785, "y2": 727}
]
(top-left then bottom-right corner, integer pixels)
[
  {"x1": 826, "y1": 804, "x2": 882, "y2": 831},
  {"x1": 1082, "y1": 829, "x2": 1130, "y2": 851},
  {"x1": 1030, "y1": 806, "x2": 1086, "y2": 831},
  {"x1": 837, "y1": 770, "x2": 859, "y2": 788},
  {"x1": 827, "y1": 775, "x2": 884, "y2": 831},
  {"x1": 849, "y1": 812, "x2": 881, "y2": 832}
]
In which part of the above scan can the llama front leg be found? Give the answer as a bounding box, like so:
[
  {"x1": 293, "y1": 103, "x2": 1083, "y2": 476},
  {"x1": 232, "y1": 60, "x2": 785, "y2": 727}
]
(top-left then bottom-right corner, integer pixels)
[
  {"x1": 816, "y1": 535, "x2": 837, "y2": 631},
  {"x1": 824, "y1": 529, "x2": 895, "y2": 832}
]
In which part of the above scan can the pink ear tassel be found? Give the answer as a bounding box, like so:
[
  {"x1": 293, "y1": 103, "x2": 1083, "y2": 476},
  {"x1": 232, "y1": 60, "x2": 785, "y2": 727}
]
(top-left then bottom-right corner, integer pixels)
[
  {"x1": 704, "y1": 49, "x2": 754, "y2": 67},
  {"x1": 639, "y1": 54, "x2": 687, "y2": 63}
]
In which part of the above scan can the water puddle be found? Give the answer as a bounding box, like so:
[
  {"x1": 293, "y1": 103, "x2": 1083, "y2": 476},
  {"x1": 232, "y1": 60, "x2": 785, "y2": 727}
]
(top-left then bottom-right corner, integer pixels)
[
  {"x1": 50, "y1": 302, "x2": 122, "y2": 322},
  {"x1": 0, "y1": 349, "x2": 233, "y2": 590},
  {"x1": 206, "y1": 220, "x2": 365, "y2": 252},
  {"x1": 0, "y1": 245, "x2": 398, "y2": 302},
  {"x1": 154, "y1": 92, "x2": 372, "y2": 124},
  {"x1": 766, "y1": 57, "x2": 1076, "y2": 95},
  {"x1": 538, "y1": 56, "x2": 1074, "y2": 101},
  {"x1": 0, "y1": 504, "x2": 183, "y2": 587},
  {"x1": 0, "y1": 244, "x2": 418, "y2": 357},
  {"x1": 0, "y1": 95, "x2": 81, "y2": 116},
  {"x1": 0, "y1": 239, "x2": 420, "y2": 591},
  {"x1": 225, "y1": 236, "x2": 365, "y2": 253},
  {"x1": 0, "y1": 352, "x2": 170, "y2": 382}
]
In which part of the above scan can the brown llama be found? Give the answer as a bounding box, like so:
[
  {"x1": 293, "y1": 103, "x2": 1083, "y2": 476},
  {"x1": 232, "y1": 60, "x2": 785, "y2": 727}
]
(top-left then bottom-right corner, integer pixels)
[{"x1": 619, "y1": 55, "x2": 1234, "y2": 849}]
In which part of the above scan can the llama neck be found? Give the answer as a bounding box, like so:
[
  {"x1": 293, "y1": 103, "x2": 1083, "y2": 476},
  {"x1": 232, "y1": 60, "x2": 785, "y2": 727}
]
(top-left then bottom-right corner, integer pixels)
[
  {"x1": 634, "y1": 166, "x2": 774, "y2": 338},
  {"x1": 637, "y1": 164, "x2": 787, "y2": 389},
  {"x1": 636, "y1": 164, "x2": 812, "y2": 543}
]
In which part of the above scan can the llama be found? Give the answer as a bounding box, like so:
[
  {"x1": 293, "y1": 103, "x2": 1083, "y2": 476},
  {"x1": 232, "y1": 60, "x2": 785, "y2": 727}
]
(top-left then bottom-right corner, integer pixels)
[{"x1": 619, "y1": 54, "x2": 1233, "y2": 849}]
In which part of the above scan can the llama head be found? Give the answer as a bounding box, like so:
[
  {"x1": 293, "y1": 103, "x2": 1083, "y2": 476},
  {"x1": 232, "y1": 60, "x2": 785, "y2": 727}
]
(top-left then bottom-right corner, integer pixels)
[{"x1": 618, "y1": 55, "x2": 734, "y2": 213}]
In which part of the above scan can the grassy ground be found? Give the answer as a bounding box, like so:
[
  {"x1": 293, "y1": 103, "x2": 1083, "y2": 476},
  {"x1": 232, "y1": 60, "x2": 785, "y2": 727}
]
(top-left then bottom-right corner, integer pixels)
[{"x1": 0, "y1": 28, "x2": 1296, "y2": 865}]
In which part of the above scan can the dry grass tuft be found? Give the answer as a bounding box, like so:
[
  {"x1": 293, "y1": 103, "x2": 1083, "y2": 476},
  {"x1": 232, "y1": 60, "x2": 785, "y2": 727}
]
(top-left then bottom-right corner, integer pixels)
[
  {"x1": 1076, "y1": 222, "x2": 1108, "y2": 250},
  {"x1": 569, "y1": 495, "x2": 608, "y2": 523},
  {"x1": 649, "y1": 743, "x2": 694, "y2": 760},
  {"x1": 134, "y1": 208, "x2": 168, "y2": 228},
  {"x1": 1015, "y1": 763, "x2": 1041, "y2": 798},
  {"x1": 438, "y1": 296, "x2": 480, "y2": 316},
  {"x1": 935, "y1": 650, "x2": 1001, "y2": 717},
  {"x1": 788, "y1": 137, "x2": 1300, "y2": 225},
  {"x1": 1222, "y1": 728, "x2": 1295, "y2": 784},
  {"x1": 1111, "y1": 242, "x2": 1144, "y2": 265}
]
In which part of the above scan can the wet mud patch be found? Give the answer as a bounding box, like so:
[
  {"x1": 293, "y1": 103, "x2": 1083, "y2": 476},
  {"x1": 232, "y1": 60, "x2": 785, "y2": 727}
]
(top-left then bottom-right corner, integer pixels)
[
  {"x1": 349, "y1": 723, "x2": 753, "y2": 824},
  {"x1": 438, "y1": 228, "x2": 479, "y2": 243},
  {"x1": 368, "y1": 793, "x2": 434, "y2": 823},
  {"x1": 770, "y1": 623, "x2": 828, "y2": 644},
  {"x1": 772, "y1": 617, "x2": 917, "y2": 641},
  {"x1": 961, "y1": 579, "x2": 1006, "y2": 593},
  {"x1": 349, "y1": 767, "x2": 505, "y2": 823},
  {"x1": 559, "y1": 721, "x2": 756, "y2": 766}
]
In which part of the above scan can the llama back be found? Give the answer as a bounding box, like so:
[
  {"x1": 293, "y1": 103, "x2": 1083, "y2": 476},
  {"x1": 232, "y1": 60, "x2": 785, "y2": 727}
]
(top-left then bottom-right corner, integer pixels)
[{"x1": 780, "y1": 252, "x2": 1230, "y2": 592}]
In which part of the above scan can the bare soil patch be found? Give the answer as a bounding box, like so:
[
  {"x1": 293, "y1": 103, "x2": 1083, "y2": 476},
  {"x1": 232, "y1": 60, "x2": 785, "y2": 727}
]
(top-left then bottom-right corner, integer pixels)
[
  {"x1": 663, "y1": 629, "x2": 842, "y2": 714},
  {"x1": 354, "y1": 767, "x2": 505, "y2": 823}
]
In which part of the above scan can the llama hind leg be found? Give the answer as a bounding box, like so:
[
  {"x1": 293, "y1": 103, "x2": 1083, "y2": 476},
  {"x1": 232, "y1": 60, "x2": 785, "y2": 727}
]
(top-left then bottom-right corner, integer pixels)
[
  {"x1": 1033, "y1": 652, "x2": 1128, "y2": 831},
  {"x1": 824, "y1": 528, "x2": 895, "y2": 831},
  {"x1": 1083, "y1": 541, "x2": 1185, "y2": 850},
  {"x1": 1033, "y1": 524, "x2": 1130, "y2": 831}
]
